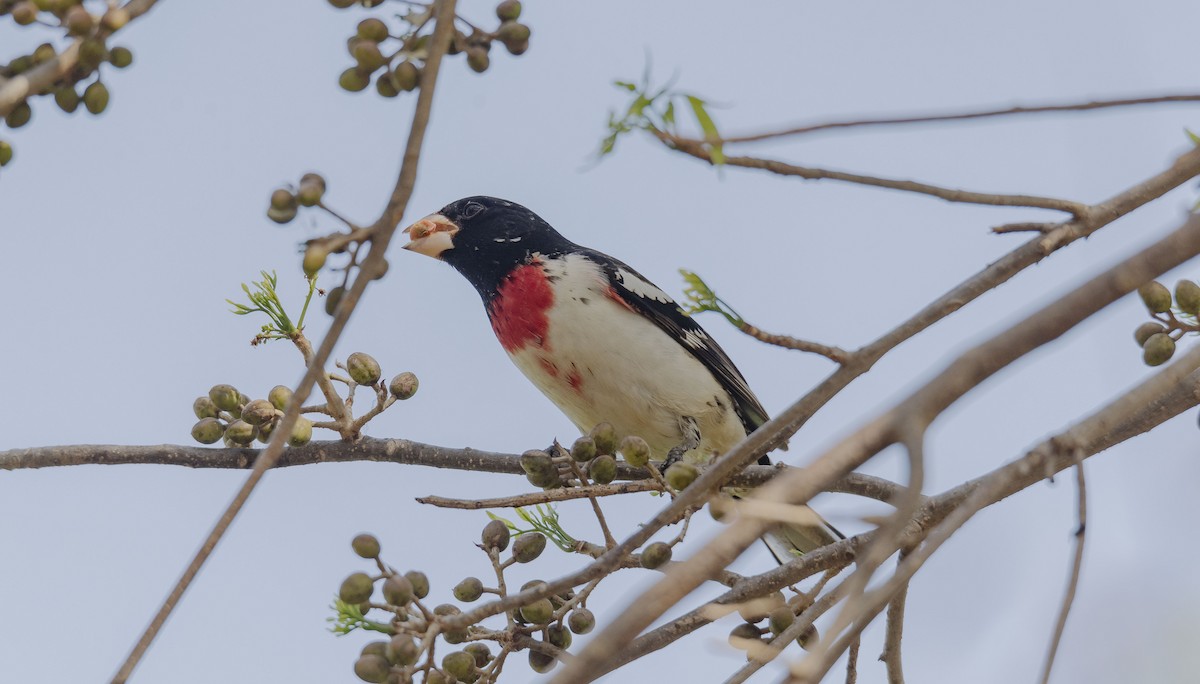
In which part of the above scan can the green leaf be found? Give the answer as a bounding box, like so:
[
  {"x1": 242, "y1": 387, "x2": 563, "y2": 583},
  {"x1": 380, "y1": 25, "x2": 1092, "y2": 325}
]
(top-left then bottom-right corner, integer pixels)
[
  {"x1": 685, "y1": 95, "x2": 720, "y2": 141},
  {"x1": 1188, "y1": 128, "x2": 1200, "y2": 146},
  {"x1": 613, "y1": 80, "x2": 637, "y2": 92},
  {"x1": 662, "y1": 101, "x2": 675, "y2": 130}
]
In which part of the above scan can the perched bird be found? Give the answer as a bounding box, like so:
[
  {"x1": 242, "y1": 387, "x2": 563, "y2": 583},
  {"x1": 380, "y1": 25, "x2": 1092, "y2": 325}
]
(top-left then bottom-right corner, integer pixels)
[{"x1": 402, "y1": 196, "x2": 840, "y2": 560}]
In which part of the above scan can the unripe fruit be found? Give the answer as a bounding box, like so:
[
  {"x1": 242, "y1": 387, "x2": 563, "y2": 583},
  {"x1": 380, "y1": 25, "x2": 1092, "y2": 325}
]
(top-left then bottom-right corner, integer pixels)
[
  {"x1": 528, "y1": 649, "x2": 556, "y2": 673},
  {"x1": 1138, "y1": 281, "x2": 1172, "y2": 314},
  {"x1": 481, "y1": 518, "x2": 510, "y2": 551},
  {"x1": 268, "y1": 385, "x2": 293, "y2": 410},
  {"x1": 392, "y1": 61, "x2": 419, "y2": 91},
  {"x1": 519, "y1": 597, "x2": 554, "y2": 624},
  {"x1": 768, "y1": 606, "x2": 795, "y2": 635},
  {"x1": 496, "y1": 0, "x2": 521, "y2": 20},
  {"x1": 270, "y1": 188, "x2": 296, "y2": 211},
  {"x1": 328, "y1": 0, "x2": 356, "y2": 7},
  {"x1": 324, "y1": 286, "x2": 345, "y2": 316},
  {"x1": 464, "y1": 642, "x2": 492, "y2": 667},
  {"x1": 101, "y1": 7, "x2": 129, "y2": 30},
  {"x1": 352, "y1": 533, "x2": 381, "y2": 559},
  {"x1": 288, "y1": 416, "x2": 313, "y2": 447},
  {"x1": 78, "y1": 38, "x2": 107, "y2": 69},
  {"x1": 496, "y1": 20, "x2": 530, "y2": 44},
  {"x1": 339, "y1": 67, "x2": 370, "y2": 92},
  {"x1": 618, "y1": 435, "x2": 651, "y2": 468},
  {"x1": 191, "y1": 417, "x2": 224, "y2": 444},
  {"x1": 465, "y1": 45, "x2": 489, "y2": 73},
  {"x1": 404, "y1": 570, "x2": 430, "y2": 598},
  {"x1": 589, "y1": 422, "x2": 618, "y2": 454},
  {"x1": 547, "y1": 623, "x2": 572, "y2": 649},
  {"x1": 570, "y1": 436, "x2": 597, "y2": 462},
  {"x1": 512, "y1": 532, "x2": 547, "y2": 563},
  {"x1": 664, "y1": 462, "x2": 699, "y2": 490},
  {"x1": 728, "y1": 622, "x2": 762, "y2": 646},
  {"x1": 640, "y1": 541, "x2": 672, "y2": 569},
  {"x1": 208, "y1": 384, "x2": 241, "y2": 411},
  {"x1": 433, "y1": 603, "x2": 461, "y2": 617},
  {"x1": 83, "y1": 81, "x2": 109, "y2": 114},
  {"x1": 357, "y1": 17, "x2": 389, "y2": 42},
  {"x1": 389, "y1": 371, "x2": 419, "y2": 400},
  {"x1": 588, "y1": 454, "x2": 617, "y2": 485},
  {"x1": 737, "y1": 591, "x2": 784, "y2": 623},
  {"x1": 442, "y1": 651, "x2": 475, "y2": 681},
  {"x1": 453, "y1": 576, "x2": 483, "y2": 602},
  {"x1": 5, "y1": 102, "x2": 32, "y2": 129},
  {"x1": 193, "y1": 396, "x2": 219, "y2": 419},
  {"x1": 425, "y1": 671, "x2": 449, "y2": 684},
  {"x1": 382, "y1": 574, "x2": 413, "y2": 605},
  {"x1": 240, "y1": 399, "x2": 276, "y2": 426},
  {"x1": 303, "y1": 244, "x2": 328, "y2": 276},
  {"x1": 526, "y1": 469, "x2": 559, "y2": 488},
  {"x1": 32, "y1": 43, "x2": 56, "y2": 64},
  {"x1": 387, "y1": 634, "x2": 419, "y2": 666},
  {"x1": 347, "y1": 352, "x2": 382, "y2": 385},
  {"x1": 11, "y1": 2, "x2": 37, "y2": 25},
  {"x1": 352, "y1": 41, "x2": 386, "y2": 72},
  {"x1": 267, "y1": 205, "x2": 297, "y2": 224},
  {"x1": 1143, "y1": 332, "x2": 1176, "y2": 366},
  {"x1": 109, "y1": 46, "x2": 133, "y2": 68},
  {"x1": 375, "y1": 72, "x2": 400, "y2": 98},
  {"x1": 353, "y1": 654, "x2": 390, "y2": 683},
  {"x1": 224, "y1": 419, "x2": 255, "y2": 446},
  {"x1": 568, "y1": 607, "x2": 595, "y2": 634},
  {"x1": 1134, "y1": 322, "x2": 1167, "y2": 347},
  {"x1": 54, "y1": 86, "x2": 79, "y2": 113},
  {"x1": 339, "y1": 572, "x2": 374, "y2": 603},
  {"x1": 360, "y1": 641, "x2": 388, "y2": 659},
  {"x1": 64, "y1": 5, "x2": 93, "y2": 34},
  {"x1": 0, "y1": 141, "x2": 12, "y2": 167},
  {"x1": 519, "y1": 449, "x2": 554, "y2": 476},
  {"x1": 1177, "y1": 279, "x2": 1200, "y2": 315}
]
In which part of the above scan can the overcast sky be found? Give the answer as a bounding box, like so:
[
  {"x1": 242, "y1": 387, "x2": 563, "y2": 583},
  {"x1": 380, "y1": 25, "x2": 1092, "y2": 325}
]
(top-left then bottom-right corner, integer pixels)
[{"x1": 3, "y1": 1, "x2": 1200, "y2": 682}]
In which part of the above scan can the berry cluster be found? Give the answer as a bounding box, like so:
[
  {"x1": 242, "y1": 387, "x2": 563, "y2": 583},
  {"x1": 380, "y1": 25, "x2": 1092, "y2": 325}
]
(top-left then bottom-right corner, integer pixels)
[
  {"x1": 328, "y1": 0, "x2": 531, "y2": 97},
  {"x1": 337, "y1": 521, "x2": 596, "y2": 683},
  {"x1": 0, "y1": 0, "x2": 136, "y2": 167},
  {"x1": 726, "y1": 591, "x2": 820, "y2": 656},
  {"x1": 1133, "y1": 279, "x2": 1200, "y2": 366},
  {"x1": 519, "y1": 422, "x2": 701, "y2": 493}
]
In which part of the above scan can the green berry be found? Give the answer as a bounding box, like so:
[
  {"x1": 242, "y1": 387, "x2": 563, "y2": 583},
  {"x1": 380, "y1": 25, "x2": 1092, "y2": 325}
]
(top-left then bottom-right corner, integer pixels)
[
  {"x1": 768, "y1": 606, "x2": 795, "y2": 635},
  {"x1": 664, "y1": 462, "x2": 699, "y2": 490},
  {"x1": 357, "y1": 17, "x2": 389, "y2": 42},
  {"x1": 382, "y1": 574, "x2": 413, "y2": 605},
  {"x1": 464, "y1": 642, "x2": 492, "y2": 667},
  {"x1": 5, "y1": 102, "x2": 32, "y2": 129},
  {"x1": 267, "y1": 205, "x2": 297, "y2": 224},
  {"x1": 83, "y1": 81, "x2": 109, "y2": 115},
  {"x1": 347, "y1": 352, "x2": 382, "y2": 385},
  {"x1": 0, "y1": 140, "x2": 12, "y2": 167},
  {"x1": 640, "y1": 541, "x2": 672, "y2": 569},
  {"x1": 352, "y1": 40, "x2": 386, "y2": 72},
  {"x1": 108, "y1": 46, "x2": 133, "y2": 69},
  {"x1": 496, "y1": 21, "x2": 531, "y2": 49},
  {"x1": 325, "y1": 286, "x2": 345, "y2": 316},
  {"x1": 375, "y1": 71, "x2": 400, "y2": 98},
  {"x1": 588, "y1": 422, "x2": 618, "y2": 454},
  {"x1": 512, "y1": 532, "x2": 546, "y2": 563},
  {"x1": 101, "y1": 7, "x2": 130, "y2": 30},
  {"x1": 78, "y1": 39, "x2": 107, "y2": 69},
  {"x1": 352, "y1": 654, "x2": 389, "y2": 683},
  {"x1": 352, "y1": 533, "x2": 380, "y2": 559},
  {"x1": 519, "y1": 597, "x2": 554, "y2": 624},
  {"x1": 387, "y1": 634, "x2": 419, "y2": 666},
  {"x1": 465, "y1": 45, "x2": 489, "y2": 73},
  {"x1": 303, "y1": 244, "x2": 328, "y2": 276},
  {"x1": 526, "y1": 469, "x2": 559, "y2": 488},
  {"x1": 1143, "y1": 332, "x2": 1176, "y2": 366},
  {"x1": 433, "y1": 603, "x2": 461, "y2": 617},
  {"x1": 737, "y1": 591, "x2": 784, "y2": 622},
  {"x1": 391, "y1": 61, "x2": 419, "y2": 91},
  {"x1": 193, "y1": 396, "x2": 219, "y2": 419},
  {"x1": 11, "y1": 2, "x2": 38, "y2": 25},
  {"x1": 481, "y1": 518, "x2": 510, "y2": 552},
  {"x1": 208, "y1": 384, "x2": 241, "y2": 411},
  {"x1": 453, "y1": 576, "x2": 484, "y2": 602},
  {"x1": 728, "y1": 622, "x2": 762, "y2": 646},
  {"x1": 546, "y1": 623, "x2": 572, "y2": 649},
  {"x1": 388, "y1": 371, "x2": 419, "y2": 400},
  {"x1": 528, "y1": 649, "x2": 556, "y2": 673},
  {"x1": 1176, "y1": 279, "x2": 1200, "y2": 315},
  {"x1": 54, "y1": 86, "x2": 80, "y2": 113},
  {"x1": 442, "y1": 651, "x2": 475, "y2": 681},
  {"x1": 288, "y1": 416, "x2": 313, "y2": 447},
  {"x1": 495, "y1": 0, "x2": 521, "y2": 21},
  {"x1": 1138, "y1": 281, "x2": 1172, "y2": 314},
  {"x1": 520, "y1": 449, "x2": 554, "y2": 476},
  {"x1": 339, "y1": 572, "x2": 374, "y2": 603},
  {"x1": 1134, "y1": 322, "x2": 1167, "y2": 347},
  {"x1": 568, "y1": 608, "x2": 595, "y2": 634},
  {"x1": 270, "y1": 188, "x2": 296, "y2": 211},
  {"x1": 618, "y1": 435, "x2": 651, "y2": 468},
  {"x1": 404, "y1": 570, "x2": 429, "y2": 598},
  {"x1": 64, "y1": 5, "x2": 92, "y2": 34},
  {"x1": 588, "y1": 454, "x2": 617, "y2": 485},
  {"x1": 240, "y1": 399, "x2": 276, "y2": 426},
  {"x1": 339, "y1": 67, "x2": 370, "y2": 92},
  {"x1": 570, "y1": 436, "x2": 597, "y2": 462},
  {"x1": 327, "y1": 0, "x2": 356, "y2": 7},
  {"x1": 268, "y1": 385, "x2": 293, "y2": 411},
  {"x1": 31, "y1": 43, "x2": 56, "y2": 64},
  {"x1": 191, "y1": 417, "x2": 224, "y2": 444},
  {"x1": 224, "y1": 419, "x2": 255, "y2": 446}
]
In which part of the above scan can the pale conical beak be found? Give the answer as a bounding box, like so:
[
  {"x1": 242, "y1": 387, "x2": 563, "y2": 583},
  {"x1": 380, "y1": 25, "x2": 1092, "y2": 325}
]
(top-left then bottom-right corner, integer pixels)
[{"x1": 402, "y1": 213, "x2": 459, "y2": 259}]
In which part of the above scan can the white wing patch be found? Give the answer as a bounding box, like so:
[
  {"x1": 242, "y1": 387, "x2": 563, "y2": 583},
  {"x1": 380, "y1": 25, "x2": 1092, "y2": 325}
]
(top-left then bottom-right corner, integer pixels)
[
  {"x1": 681, "y1": 328, "x2": 710, "y2": 350},
  {"x1": 615, "y1": 268, "x2": 672, "y2": 304}
]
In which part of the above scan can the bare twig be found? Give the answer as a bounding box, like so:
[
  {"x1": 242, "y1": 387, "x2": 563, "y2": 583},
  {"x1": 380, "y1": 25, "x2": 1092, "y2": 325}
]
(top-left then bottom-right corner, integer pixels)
[
  {"x1": 881, "y1": 550, "x2": 910, "y2": 684},
  {"x1": 107, "y1": 2, "x2": 459, "y2": 681},
  {"x1": 845, "y1": 636, "x2": 860, "y2": 684},
  {"x1": 1037, "y1": 463, "x2": 1088, "y2": 684},
  {"x1": 735, "y1": 321, "x2": 850, "y2": 363}
]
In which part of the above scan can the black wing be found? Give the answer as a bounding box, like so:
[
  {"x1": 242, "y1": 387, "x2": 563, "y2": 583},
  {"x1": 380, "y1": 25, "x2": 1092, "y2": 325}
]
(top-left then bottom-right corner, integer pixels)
[{"x1": 585, "y1": 249, "x2": 774, "y2": 464}]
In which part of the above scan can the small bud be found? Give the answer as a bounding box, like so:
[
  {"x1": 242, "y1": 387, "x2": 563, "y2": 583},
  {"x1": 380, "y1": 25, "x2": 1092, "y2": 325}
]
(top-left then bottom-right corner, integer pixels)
[
  {"x1": 453, "y1": 576, "x2": 484, "y2": 602},
  {"x1": 382, "y1": 574, "x2": 413, "y2": 605},
  {"x1": 83, "y1": 81, "x2": 109, "y2": 115},
  {"x1": 352, "y1": 533, "x2": 381, "y2": 559},
  {"x1": 208, "y1": 384, "x2": 241, "y2": 411},
  {"x1": 1138, "y1": 281, "x2": 1172, "y2": 314},
  {"x1": 588, "y1": 454, "x2": 617, "y2": 485},
  {"x1": 347, "y1": 352, "x2": 382, "y2": 385},
  {"x1": 618, "y1": 435, "x2": 651, "y2": 468},
  {"x1": 388, "y1": 371, "x2": 419, "y2": 400},
  {"x1": 496, "y1": 0, "x2": 521, "y2": 21},
  {"x1": 481, "y1": 519, "x2": 510, "y2": 552},
  {"x1": 570, "y1": 436, "x2": 597, "y2": 462},
  {"x1": 512, "y1": 532, "x2": 547, "y2": 563},
  {"x1": 664, "y1": 462, "x2": 699, "y2": 490},
  {"x1": 442, "y1": 651, "x2": 476, "y2": 681},
  {"x1": 353, "y1": 654, "x2": 390, "y2": 683},
  {"x1": 404, "y1": 570, "x2": 430, "y2": 598},
  {"x1": 339, "y1": 572, "x2": 374, "y2": 604},
  {"x1": 303, "y1": 244, "x2": 329, "y2": 276},
  {"x1": 568, "y1": 607, "x2": 595, "y2": 634},
  {"x1": 191, "y1": 417, "x2": 224, "y2": 444},
  {"x1": 240, "y1": 399, "x2": 276, "y2": 426},
  {"x1": 1134, "y1": 322, "x2": 1167, "y2": 347},
  {"x1": 268, "y1": 385, "x2": 293, "y2": 411},
  {"x1": 1176, "y1": 279, "x2": 1200, "y2": 315},
  {"x1": 288, "y1": 416, "x2": 313, "y2": 447},
  {"x1": 193, "y1": 396, "x2": 219, "y2": 419},
  {"x1": 1143, "y1": 332, "x2": 1176, "y2": 366},
  {"x1": 519, "y1": 597, "x2": 554, "y2": 624},
  {"x1": 639, "y1": 541, "x2": 672, "y2": 569}
]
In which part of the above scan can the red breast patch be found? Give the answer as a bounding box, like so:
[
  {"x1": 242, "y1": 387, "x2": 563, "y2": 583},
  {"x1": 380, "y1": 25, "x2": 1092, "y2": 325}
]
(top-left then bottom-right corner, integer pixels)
[{"x1": 489, "y1": 263, "x2": 554, "y2": 352}]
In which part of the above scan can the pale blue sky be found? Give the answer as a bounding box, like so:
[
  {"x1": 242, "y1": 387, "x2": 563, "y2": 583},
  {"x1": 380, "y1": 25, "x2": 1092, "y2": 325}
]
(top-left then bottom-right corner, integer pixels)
[{"x1": 2, "y1": 1, "x2": 1200, "y2": 682}]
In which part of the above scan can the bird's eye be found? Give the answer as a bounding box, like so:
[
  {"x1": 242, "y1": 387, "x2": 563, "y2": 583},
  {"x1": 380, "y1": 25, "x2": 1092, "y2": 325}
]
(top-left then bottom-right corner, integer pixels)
[{"x1": 461, "y1": 202, "x2": 485, "y2": 219}]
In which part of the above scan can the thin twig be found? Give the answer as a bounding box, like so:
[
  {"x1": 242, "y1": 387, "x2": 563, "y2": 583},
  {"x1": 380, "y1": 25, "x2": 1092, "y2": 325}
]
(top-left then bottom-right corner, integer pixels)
[
  {"x1": 882, "y1": 550, "x2": 909, "y2": 684},
  {"x1": 106, "y1": 1, "x2": 459, "y2": 681},
  {"x1": 736, "y1": 321, "x2": 850, "y2": 363},
  {"x1": 1037, "y1": 462, "x2": 1088, "y2": 684},
  {"x1": 844, "y1": 636, "x2": 860, "y2": 684}
]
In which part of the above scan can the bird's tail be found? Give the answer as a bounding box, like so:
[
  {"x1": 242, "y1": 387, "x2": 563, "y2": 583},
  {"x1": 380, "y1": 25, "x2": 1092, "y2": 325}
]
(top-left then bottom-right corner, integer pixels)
[{"x1": 760, "y1": 508, "x2": 844, "y2": 564}]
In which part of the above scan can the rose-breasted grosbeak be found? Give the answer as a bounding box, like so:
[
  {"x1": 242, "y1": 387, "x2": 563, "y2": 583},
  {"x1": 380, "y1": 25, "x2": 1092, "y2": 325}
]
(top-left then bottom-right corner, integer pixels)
[{"x1": 403, "y1": 196, "x2": 839, "y2": 561}]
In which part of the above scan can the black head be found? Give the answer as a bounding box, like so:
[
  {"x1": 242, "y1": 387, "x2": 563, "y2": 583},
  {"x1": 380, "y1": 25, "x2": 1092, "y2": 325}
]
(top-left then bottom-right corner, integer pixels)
[{"x1": 403, "y1": 196, "x2": 576, "y2": 298}]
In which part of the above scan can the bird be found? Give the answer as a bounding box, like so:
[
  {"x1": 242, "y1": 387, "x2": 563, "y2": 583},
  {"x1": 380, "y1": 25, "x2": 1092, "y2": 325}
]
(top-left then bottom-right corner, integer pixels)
[{"x1": 402, "y1": 196, "x2": 840, "y2": 561}]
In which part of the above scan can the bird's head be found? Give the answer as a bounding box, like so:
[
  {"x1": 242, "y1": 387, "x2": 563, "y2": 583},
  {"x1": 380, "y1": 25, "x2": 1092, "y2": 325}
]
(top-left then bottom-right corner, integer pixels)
[{"x1": 403, "y1": 196, "x2": 574, "y2": 295}]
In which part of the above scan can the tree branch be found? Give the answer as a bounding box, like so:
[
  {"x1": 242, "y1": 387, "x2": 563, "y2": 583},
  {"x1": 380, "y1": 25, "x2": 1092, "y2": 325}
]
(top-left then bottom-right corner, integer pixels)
[{"x1": 1037, "y1": 463, "x2": 1087, "y2": 684}]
